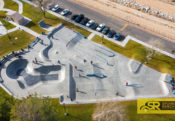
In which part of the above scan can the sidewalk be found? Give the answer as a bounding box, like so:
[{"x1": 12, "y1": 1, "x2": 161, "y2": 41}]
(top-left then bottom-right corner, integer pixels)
[
  {"x1": 8, "y1": 20, "x2": 40, "y2": 37},
  {"x1": 12, "y1": 0, "x2": 23, "y2": 14}
]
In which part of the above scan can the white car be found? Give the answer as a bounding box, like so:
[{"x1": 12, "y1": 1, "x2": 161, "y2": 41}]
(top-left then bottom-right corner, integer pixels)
[
  {"x1": 61, "y1": 9, "x2": 70, "y2": 16},
  {"x1": 86, "y1": 20, "x2": 94, "y2": 27},
  {"x1": 96, "y1": 23, "x2": 105, "y2": 32},
  {"x1": 52, "y1": 5, "x2": 60, "y2": 12}
]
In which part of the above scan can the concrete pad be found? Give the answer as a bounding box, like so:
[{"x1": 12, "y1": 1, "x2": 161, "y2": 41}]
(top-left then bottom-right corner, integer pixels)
[{"x1": 0, "y1": 26, "x2": 172, "y2": 103}]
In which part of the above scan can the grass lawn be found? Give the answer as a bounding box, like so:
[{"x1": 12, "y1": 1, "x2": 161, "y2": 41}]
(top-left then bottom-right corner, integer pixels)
[
  {"x1": 92, "y1": 35, "x2": 175, "y2": 77},
  {"x1": 4, "y1": 0, "x2": 18, "y2": 12},
  {"x1": 62, "y1": 22, "x2": 91, "y2": 37},
  {"x1": 0, "y1": 11, "x2": 16, "y2": 30},
  {"x1": 122, "y1": 101, "x2": 175, "y2": 121},
  {"x1": 0, "y1": 30, "x2": 35, "y2": 58},
  {"x1": 20, "y1": 1, "x2": 91, "y2": 37},
  {"x1": 52, "y1": 99, "x2": 94, "y2": 121}
]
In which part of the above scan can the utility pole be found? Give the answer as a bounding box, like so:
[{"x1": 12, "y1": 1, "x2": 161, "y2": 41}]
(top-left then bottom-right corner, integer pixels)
[{"x1": 101, "y1": 35, "x2": 104, "y2": 44}]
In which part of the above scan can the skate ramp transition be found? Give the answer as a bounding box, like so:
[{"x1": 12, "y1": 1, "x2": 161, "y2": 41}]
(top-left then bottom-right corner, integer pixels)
[{"x1": 6, "y1": 59, "x2": 28, "y2": 79}]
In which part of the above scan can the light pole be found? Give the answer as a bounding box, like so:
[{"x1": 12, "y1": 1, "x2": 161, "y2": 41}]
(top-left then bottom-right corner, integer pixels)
[
  {"x1": 63, "y1": 103, "x2": 69, "y2": 116},
  {"x1": 101, "y1": 34, "x2": 104, "y2": 44}
]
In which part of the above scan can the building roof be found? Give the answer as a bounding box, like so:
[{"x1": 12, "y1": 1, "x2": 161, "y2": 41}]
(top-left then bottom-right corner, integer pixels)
[{"x1": 6, "y1": 11, "x2": 24, "y2": 21}]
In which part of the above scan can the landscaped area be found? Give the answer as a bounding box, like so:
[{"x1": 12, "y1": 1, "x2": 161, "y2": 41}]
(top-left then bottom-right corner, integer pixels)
[
  {"x1": 0, "y1": 30, "x2": 35, "y2": 58},
  {"x1": 4, "y1": 0, "x2": 18, "y2": 12},
  {"x1": 0, "y1": 11, "x2": 15, "y2": 30},
  {"x1": 92, "y1": 35, "x2": 175, "y2": 77}
]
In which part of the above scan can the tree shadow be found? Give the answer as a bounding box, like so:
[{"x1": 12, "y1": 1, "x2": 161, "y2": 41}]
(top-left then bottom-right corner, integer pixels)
[{"x1": 26, "y1": 21, "x2": 36, "y2": 28}]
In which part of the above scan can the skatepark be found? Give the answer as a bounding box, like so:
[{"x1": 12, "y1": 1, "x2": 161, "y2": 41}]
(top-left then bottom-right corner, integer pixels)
[{"x1": 0, "y1": 25, "x2": 173, "y2": 103}]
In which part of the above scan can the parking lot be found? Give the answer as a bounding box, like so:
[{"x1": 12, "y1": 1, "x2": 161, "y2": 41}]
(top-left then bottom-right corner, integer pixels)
[
  {"x1": 55, "y1": 0, "x2": 175, "y2": 53},
  {"x1": 49, "y1": 3, "x2": 124, "y2": 41}
]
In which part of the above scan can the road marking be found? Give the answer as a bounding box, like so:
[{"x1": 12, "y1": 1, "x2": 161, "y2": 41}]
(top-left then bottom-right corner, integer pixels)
[{"x1": 121, "y1": 23, "x2": 128, "y2": 32}]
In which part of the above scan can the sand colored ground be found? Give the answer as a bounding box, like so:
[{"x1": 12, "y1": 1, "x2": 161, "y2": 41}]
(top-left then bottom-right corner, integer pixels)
[
  {"x1": 129, "y1": 0, "x2": 175, "y2": 16},
  {"x1": 71, "y1": 0, "x2": 175, "y2": 42},
  {"x1": 155, "y1": 0, "x2": 175, "y2": 5}
]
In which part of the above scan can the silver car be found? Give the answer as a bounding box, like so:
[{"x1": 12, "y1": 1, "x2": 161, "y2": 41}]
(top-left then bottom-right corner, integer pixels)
[
  {"x1": 86, "y1": 20, "x2": 94, "y2": 27},
  {"x1": 96, "y1": 23, "x2": 105, "y2": 32}
]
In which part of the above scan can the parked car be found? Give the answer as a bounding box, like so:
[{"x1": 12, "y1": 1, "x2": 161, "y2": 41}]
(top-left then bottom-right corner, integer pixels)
[
  {"x1": 107, "y1": 30, "x2": 116, "y2": 38},
  {"x1": 80, "y1": 17, "x2": 89, "y2": 25},
  {"x1": 90, "y1": 23, "x2": 98, "y2": 30},
  {"x1": 86, "y1": 20, "x2": 94, "y2": 27},
  {"x1": 102, "y1": 26, "x2": 110, "y2": 35},
  {"x1": 75, "y1": 14, "x2": 84, "y2": 23},
  {"x1": 96, "y1": 23, "x2": 105, "y2": 32},
  {"x1": 114, "y1": 33, "x2": 121, "y2": 40},
  {"x1": 61, "y1": 9, "x2": 70, "y2": 16},
  {"x1": 71, "y1": 14, "x2": 78, "y2": 20},
  {"x1": 52, "y1": 5, "x2": 60, "y2": 12}
]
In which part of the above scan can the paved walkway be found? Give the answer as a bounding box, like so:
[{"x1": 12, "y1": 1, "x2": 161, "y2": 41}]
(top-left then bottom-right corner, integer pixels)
[
  {"x1": 8, "y1": 20, "x2": 40, "y2": 37},
  {"x1": 87, "y1": 33, "x2": 95, "y2": 40},
  {"x1": 0, "y1": 21, "x2": 7, "y2": 36},
  {"x1": 12, "y1": 0, "x2": 23, "y2": 14},
  {"x1": 0, "y1": 0, "x2": 4, "y2": 10}
]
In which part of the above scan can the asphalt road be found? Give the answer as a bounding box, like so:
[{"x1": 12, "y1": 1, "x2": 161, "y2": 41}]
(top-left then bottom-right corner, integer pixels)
[{"x1": 57, "y1": 0, "x2": 175, "y2": 53}]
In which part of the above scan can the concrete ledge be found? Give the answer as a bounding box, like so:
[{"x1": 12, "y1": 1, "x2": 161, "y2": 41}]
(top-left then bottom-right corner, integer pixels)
[{"x1": 128, "y1": 59, "x2": 142, "y2": 73}]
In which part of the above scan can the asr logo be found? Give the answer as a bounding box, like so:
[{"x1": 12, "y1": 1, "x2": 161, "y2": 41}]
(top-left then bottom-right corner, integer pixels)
[
  {"x1": 140, "y1": 101, "x2": 160, "y2": 111},
  {"x1": 137, "y1": 98, "x2": 175, "y2": 114}
]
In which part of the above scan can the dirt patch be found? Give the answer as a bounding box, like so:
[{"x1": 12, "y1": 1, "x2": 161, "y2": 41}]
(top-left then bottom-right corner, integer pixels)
[{"x1": 92, "y1": 101, "x2": 126, "y2": 121}]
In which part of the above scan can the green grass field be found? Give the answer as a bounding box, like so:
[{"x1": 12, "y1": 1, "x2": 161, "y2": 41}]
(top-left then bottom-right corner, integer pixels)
[
  {"x1": 4, "y1": 0, "x2": 18, "y2": 12},
  {"x1": 52, "y1": 99, "x2": 94, "y2": 121},
  {"x1": 0, "y1": 11, "x2": 16, "y2": 30},
  {"x1": 21, "y1": 1, "x2": 91, "y2": 37},
  {"x1": 0, "y1": 30, "x2": 35, "y2": 58},
  {"x1": 92, "y1": 35, "x2": 175, "y2": 77}
]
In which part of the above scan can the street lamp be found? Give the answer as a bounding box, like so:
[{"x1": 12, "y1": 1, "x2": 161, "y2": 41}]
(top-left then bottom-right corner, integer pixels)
[
  {"x1": 101, "y1": 35, "x2": 104, "y2": 44},
  {"x1": 63, "y1": 103, "x2": 69, "y2": 116}
]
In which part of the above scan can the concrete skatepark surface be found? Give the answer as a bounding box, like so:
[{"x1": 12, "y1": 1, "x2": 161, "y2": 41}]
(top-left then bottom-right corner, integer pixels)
[{"x1": 0, "y1": 26, "x2": 173, "y2": 103}]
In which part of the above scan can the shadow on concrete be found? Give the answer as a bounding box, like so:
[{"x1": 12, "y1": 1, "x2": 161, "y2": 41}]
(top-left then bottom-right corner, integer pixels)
[
  {"x1": 6, "y1": 59, "x2": 28, "y2": 79},
  {"x1": 17, "y1": 80, "x2": 25, "y2": 89},
  {"x1": 35, "y1": 65, "x2": 61, "y2": 74},
  {"x1": 69, "y1": 64, "x2": 76, "y2": 101}
]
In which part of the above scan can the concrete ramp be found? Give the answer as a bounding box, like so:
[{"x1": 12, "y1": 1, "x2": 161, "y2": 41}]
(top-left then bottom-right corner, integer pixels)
[
  {"x1": 6, "y1": 59, "x2": 28, "y2": 79},
  {"x1": 95, "y1": 45, "x2": 115, "y2": 57}
]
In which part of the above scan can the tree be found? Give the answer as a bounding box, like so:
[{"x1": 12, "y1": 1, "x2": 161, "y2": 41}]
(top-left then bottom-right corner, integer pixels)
[
  {"x1": 0, "y1": 88, "x2": 15, "y2": 121},
  {"x1": 10, "y1": 95, "x2": 59, "y2": 121},
  {"x1": 31, "y1": 0, "x2": 57, "y2": 18}
]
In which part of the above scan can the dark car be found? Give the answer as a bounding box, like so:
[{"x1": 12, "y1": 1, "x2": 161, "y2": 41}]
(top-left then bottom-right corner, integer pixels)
[
  {"x1": 80, "y1": 17, "x2": 89, "y2": 25},
  {"x1": 71, "y1": 14, "x2": 78, "y2": 20},
  {"x1": 113, "y1": 33, "x2": 121, "y2": 40},
  {"x1": 90, "y1": 23, "x2": 98, "y2": 30},
  {"x1": 102, "y1": 26, "x2": 110, "y2": 35},
  {"x1": 75, "y1": 14, "x2": 84, "y2": 23},
  {"x1": 107, "y1": 30, "x2": 116, "y2": 38}
]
